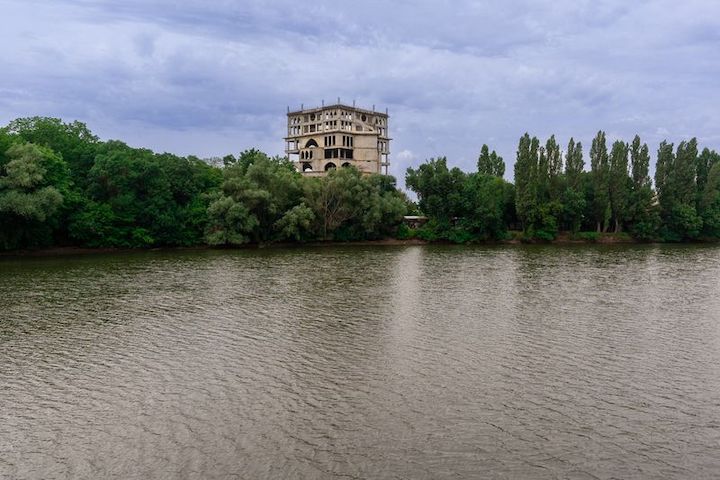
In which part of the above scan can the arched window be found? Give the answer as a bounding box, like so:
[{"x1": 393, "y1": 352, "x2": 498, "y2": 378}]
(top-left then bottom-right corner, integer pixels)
[
  {"x1": 305, "y1": 139, "x2": 319, "y2": 148},
  {"x1": 324, "y1": 162, "x2": 337, "y2": 171},
  {"x1": 302, "y1": 162, "x2": 312, "y2": 172},
  {"x1": 341, "y1": 162, "x2": 351, "y2": 168}
]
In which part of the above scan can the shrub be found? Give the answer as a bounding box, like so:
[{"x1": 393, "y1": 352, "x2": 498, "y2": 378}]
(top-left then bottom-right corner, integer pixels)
[
  {"x1": 396, "y1": 223, "x2": 416, "y2": 240},
  {"x1": 572, "y1": 231, "x2": 600, "y2": 242}
]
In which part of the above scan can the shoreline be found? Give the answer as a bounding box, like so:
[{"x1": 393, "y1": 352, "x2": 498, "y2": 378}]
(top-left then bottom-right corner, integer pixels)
[{"x1": 2, "y1": 234, "x2": 718, "y2": 258}]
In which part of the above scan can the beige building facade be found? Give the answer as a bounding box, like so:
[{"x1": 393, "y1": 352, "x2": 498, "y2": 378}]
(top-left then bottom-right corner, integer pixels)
[{"x1": 284, "y1": 103, "x2": 390, "y2": 176}]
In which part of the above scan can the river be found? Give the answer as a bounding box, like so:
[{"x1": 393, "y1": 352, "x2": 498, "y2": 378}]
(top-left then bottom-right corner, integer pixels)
[{"x1": 1, "y1": 245, "x2": 719, "y2": 479}]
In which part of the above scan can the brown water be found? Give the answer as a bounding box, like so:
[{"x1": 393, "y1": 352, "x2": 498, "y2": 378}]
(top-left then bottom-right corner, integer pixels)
[{"x1": 1, "y1": 245, "x2": 719, "y2": 479}]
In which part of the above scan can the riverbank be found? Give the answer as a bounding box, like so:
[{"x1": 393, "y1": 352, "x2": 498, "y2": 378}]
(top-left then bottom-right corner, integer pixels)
[
  {"x1": 509, "y1": 232, "x2": 637, "y2": 244},
  {"x1": 3, "y1": 233, "x2": 718, "y2": 258},
  {"x1": 0, "y1": 240, "x2": 428, "y2": 257}
]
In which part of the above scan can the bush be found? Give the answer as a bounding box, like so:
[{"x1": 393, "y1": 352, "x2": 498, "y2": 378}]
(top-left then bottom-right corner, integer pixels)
[
  {"x1": 572, "y1": 231, "x2": 600, "y2": 242},
  {"x1": 533, "y1": 229, "x2": 557, "y2": 242},
  {"x1": 395, "y1": 223, "x2": 416, "y2": 240},
  {"x1": 447, "y1": 227, "x2": 475, "y2": 244},
  {"x1": 414, "y1": 225, "x2": 441, "y2": 242}
]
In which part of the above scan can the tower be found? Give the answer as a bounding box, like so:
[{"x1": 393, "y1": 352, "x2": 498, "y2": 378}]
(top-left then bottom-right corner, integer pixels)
[{"x1": 284, "y1": 102, "x2": 390, "y2": 176}]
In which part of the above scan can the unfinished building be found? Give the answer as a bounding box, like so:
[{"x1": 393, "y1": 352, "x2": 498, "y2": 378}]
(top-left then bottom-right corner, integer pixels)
[{"x1": 284, "y1": 102, "x2": 390, "y2": 176}]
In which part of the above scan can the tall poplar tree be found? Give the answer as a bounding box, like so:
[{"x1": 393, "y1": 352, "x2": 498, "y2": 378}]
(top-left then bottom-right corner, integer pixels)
[
  {"x1": 608, "y1": 140, "x2": 630, "y2": 232},
  {"x1": 545, "y1": 135, "x2": 563, "y2": 201},
  {"x1": 514, "y1": 133, "x2": 539, "y2": 230},
  {"x1": 674, "y1": 139, "x2": 698, "y2": 206},
  {"x1": 537, "y1": 145, "x2": 549, "y2": 202},
  {"x1": 565, "y1": 138, "x2": 584, "y2": 189},
  {"x1": 628, "y1": 135, "x2": 657, "y2": 239},
  {"x1": 696, "y1": 148, "x2": 720, "y2": 236},
  {"x1": 699, "y1": 161, "x2": 720, "y2": 237},
  {"x1": 654, "y1": 141, "x2": 673, "y2": 209},
  {"x1": 590, "y1": 131, "x2": 610, "y2": 232},
  {"x1": 546, "y1": 135, "x2": 563, "y2": 178},
  {"x1": 563, "y1": 138, "x2": 585, "y2": 232},
  {"x1": 696, "y1": 148, "x2": 720, "y2": 204},
  {"x1": 656, "y1": 139, "x2": 702, "y2": 240}
]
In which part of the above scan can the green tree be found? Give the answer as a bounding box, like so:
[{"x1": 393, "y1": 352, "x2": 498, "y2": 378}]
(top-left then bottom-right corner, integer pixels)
[
  {"x1": 656, "y1": 139, "x2": 702, "y2": 240},
  {"x1": 205, "y1": 195, "x2": 258, "y2": 245},
  {"x1": 565, "y1": 138, "x2": 584, "y2": 189},
  {"x1": 205, "y1": 152, "x2": 302, "y2": 245},
  {"x1": 405, "y1": 157, "x2": 466, "y2": 226},
  {"x1": 5, "y1": 117, "x2": 99, "y2": 180},
  {"x1": 699, "y1": 162, "x2": 720, "y2": 237},
  {"x1": 654, "y1": 141, "x2": 673, "y2": 210},
  {"x1": 0, "y1": 129, "x2": 18, "y2": 168},
  {"x1": 562, "y1": 187, "x2": 586, "y2": 233},
  {"x1": 514, "y1": 133, "x2": 539, "y2": 231},
  {"x1": 674, "y1": 139, "x2": 699, "y2": 206},
  {"x1": 76, "y1": 143, "x2": 166, "y2": 247},
  {"x1": 627, "y1": 135, "x2": 658, "y2": 240},
  {"x1": 547, "y1": 135, "x2": 563, "y2": 179},
  {"x1": 590, "y1": 131, "x2": 610, "y2": 232},
  {"x1": 513, "y1": 133, "x2": 560, "y2": 239},
  {"x1": 563, "y1": 138, "x2": 585, "y2": 233},
  {"x1": 356, "y1": 173, "x2": 407, "y2": 239},
  {"x1": 696, "y1": 148, "x2": 720, "y2": 204},
  {"x1": 544, "y1": 135, "x2": 565, "y2": 233},
  {"x1": 222, "y1": 154, "x2": 237, "y2": 167},
  {"x1": 608, "y1": 140, "x2": 630, "y2": 232},
  {"x1": 305, "y1": 167, "x2": 405, "y2": 241},
  {"x1": 461, "y1": 173, "x2": 513, "y2": 240},
  {"x1": 696, "y1": 148, "x2": 720, "y2": 238},
  {"x1": 70, "y1": 141, "x2": 221, "y2": 247},
  {"x1": 0, "y1": 143, "x2": 67, "y2": 249},
  {"x1": 477, "y1": 144, "x2": 505, "y2": 177},
  {"x1": 537, "y1": 144, "x2": 549, "y2": 202},
  {"x1": 275, "y1": 203, "x2": 316, "y2": 242}
]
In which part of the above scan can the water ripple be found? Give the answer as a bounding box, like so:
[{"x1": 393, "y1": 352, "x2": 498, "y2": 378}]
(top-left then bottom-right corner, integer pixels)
[{"x1": 1, "y1": 245, "x2": 720, "y2": 479}]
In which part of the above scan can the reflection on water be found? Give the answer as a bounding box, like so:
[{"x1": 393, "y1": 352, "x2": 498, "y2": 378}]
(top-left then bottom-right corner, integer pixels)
[{"x1": 1, "y1": 245, "x2": 720, "y2": 479}]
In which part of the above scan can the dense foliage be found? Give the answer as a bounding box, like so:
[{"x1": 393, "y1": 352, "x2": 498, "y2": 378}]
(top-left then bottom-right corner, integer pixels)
[
  {"x1": 2, "y1": 118, "x2": 719, "y2": 250},
  {"x1": 405, "y1": 136, "x2": 720, "y2": 243},
  {"x1": 405, "y1": 155, "x2": 515, "y2": 242},
  {"x1": 0, "y1": 117, "x2": 407, "y2": 250},
  {"x1": 205, "y1": 149, "x2": 406, "y2": 245}
]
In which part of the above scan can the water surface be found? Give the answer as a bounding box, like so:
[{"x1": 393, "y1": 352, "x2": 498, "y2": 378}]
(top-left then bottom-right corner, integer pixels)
[{"x1": 1, "y1": 245, "x2": 719, "y2": 479}]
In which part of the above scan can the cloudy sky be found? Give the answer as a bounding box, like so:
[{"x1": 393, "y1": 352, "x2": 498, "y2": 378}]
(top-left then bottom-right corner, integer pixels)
[{"x1": 1, "y1": 0, "x2": 719, "y2": 184}]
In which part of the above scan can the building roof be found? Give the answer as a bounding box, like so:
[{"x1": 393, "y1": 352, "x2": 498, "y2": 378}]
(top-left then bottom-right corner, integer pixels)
[{"x1": 287, "y1": 103, "x2": 388, "y2": 117}]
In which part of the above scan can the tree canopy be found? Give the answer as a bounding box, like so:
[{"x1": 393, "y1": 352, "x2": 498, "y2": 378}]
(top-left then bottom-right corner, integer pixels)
[
  {"x1": 405, "y1": 135, "x2": 719, "y2": 243},
  {"x1": 1, "y1": 116, "x2": 719, "y2": 250}
]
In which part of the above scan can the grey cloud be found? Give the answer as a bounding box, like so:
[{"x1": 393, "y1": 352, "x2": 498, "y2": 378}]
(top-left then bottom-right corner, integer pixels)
[{"x1": 1, "y1": 0, "x2": 719, "y2": 185}]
